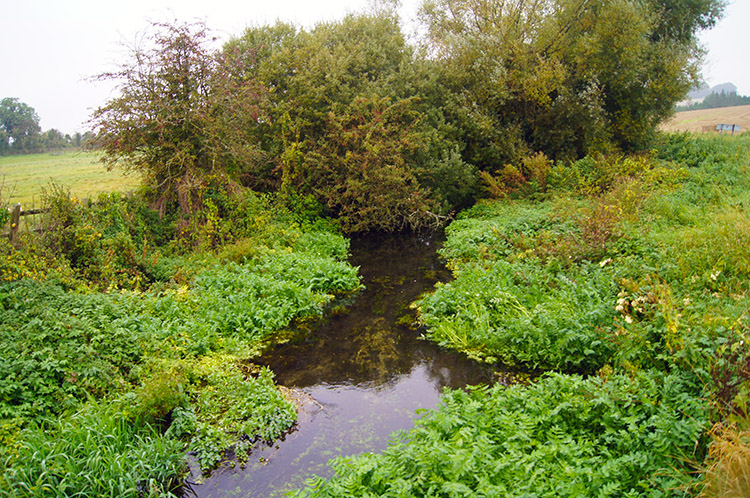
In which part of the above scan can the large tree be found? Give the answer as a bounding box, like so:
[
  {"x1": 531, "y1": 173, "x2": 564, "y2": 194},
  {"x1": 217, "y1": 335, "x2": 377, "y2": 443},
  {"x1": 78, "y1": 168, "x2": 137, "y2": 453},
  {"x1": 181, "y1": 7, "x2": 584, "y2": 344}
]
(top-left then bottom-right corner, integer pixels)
[
  {"x1": 88, "y1": 21, "x2": 266, "y2": 209},
  {"x1": 417, "y1": 0, "x2": 725, "y2": 163},
  {"x1": 226, "y1": 12, "x2": 479, "y2": 231},
  {"x1": 0, "y1": 98, "x2": 41, "y2": 154}
]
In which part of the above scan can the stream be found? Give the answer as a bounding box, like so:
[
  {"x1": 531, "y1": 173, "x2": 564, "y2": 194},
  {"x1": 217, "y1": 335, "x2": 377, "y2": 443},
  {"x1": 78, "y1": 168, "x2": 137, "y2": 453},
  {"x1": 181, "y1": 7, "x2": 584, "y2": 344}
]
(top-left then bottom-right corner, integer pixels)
[{"x1": 189, "y1": 232, "x2": 494, "y2": 497}]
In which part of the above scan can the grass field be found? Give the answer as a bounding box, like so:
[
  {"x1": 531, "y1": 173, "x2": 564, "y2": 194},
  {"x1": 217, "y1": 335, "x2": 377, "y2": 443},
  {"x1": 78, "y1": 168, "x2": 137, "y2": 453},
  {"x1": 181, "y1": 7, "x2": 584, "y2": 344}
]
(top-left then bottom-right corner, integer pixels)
[
  {"x1": 660, "y1": 104, "x2": 750, "y2": 133},
  {"x1": 0, "y1": 151, "x2": 141, "y2": 208}
]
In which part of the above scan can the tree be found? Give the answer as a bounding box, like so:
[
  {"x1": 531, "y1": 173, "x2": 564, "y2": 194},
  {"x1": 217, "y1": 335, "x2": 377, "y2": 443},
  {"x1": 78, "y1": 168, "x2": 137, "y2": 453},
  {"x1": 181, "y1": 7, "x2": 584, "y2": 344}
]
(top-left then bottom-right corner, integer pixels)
[
  {"x1": 417, "y1": 0, "x2": 725, "y2": 160},
  {"x1": 647, "y1": 0, "x2": 725, "y2": 43},
  {"x1": 0, "y1": 98, "x2": 41, "y2": 154},
  {"x1": 41, "y1": 128, "x2": 68, "y2": 150},
  {"x1": 88, "y1": 20, "x2": 265, "y2": 209},
  {"x1": 225, "y1": 11, "x2": 479, "y2": 231}
]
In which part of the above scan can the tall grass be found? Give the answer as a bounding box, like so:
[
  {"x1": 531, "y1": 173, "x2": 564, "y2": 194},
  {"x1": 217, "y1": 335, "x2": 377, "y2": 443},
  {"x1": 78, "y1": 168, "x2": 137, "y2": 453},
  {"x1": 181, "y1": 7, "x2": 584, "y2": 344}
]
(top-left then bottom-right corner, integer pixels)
[
  {"x1": 0, "y1": 402, "x2": 184, "y2": 497},
  {"x1": 700, "y1": 425, "x2": 750, "y2": 498}
]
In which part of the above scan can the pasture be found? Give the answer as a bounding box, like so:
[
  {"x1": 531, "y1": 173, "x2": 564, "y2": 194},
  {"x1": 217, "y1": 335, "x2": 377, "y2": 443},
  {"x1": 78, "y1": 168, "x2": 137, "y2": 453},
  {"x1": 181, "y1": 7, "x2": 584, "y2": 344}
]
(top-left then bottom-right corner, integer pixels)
[
  {"x1": 661, "y1": 104, "x2": 750, "y2": 133},
  {"x1": 0, "y1": 152, "x2": 140, "y2": 207}
]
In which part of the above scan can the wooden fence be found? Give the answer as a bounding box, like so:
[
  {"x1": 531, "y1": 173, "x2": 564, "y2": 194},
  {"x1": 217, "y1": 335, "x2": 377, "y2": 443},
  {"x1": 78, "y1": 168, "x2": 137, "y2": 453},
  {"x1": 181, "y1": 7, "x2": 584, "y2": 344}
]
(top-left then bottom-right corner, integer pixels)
[
  {"x1": 4, "y1": 194, "x2": 124, "y2": 247},
  {"x1": 5, "y1": 204, "x2": 47, "y2": 248}
]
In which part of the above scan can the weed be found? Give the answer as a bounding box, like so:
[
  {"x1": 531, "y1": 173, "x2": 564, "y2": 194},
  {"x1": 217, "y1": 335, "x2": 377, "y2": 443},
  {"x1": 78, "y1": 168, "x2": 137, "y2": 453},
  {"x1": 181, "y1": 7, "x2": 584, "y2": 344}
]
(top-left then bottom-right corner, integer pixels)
[{"x1": 699, "y1": 424, "x2": 750, "y2": 498}]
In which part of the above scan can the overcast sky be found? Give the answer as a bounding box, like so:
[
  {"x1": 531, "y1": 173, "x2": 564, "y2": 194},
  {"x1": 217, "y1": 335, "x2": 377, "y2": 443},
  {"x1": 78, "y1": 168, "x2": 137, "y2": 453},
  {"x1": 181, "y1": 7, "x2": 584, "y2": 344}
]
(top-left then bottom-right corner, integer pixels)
[{"x1": 1, "y1": 0, "x2": 747, "y2": 135}]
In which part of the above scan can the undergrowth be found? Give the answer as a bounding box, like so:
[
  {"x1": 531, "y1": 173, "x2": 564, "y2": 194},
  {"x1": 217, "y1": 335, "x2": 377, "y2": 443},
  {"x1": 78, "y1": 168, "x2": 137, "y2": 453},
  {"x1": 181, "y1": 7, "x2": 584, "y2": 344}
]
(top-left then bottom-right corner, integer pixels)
[
  {"x1": 297, "y1": 133, "x2": 750, "y2": 496},
  {"x1": 0, "y1": 179, "x2": 362, "y2": 495}
]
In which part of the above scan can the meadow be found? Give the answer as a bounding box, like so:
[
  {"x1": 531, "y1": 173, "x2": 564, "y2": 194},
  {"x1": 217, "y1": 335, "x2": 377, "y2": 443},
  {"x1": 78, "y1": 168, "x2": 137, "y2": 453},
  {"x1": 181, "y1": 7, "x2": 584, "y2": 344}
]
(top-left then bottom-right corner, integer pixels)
[
  {"x1": 661, "y1": 105, "x2": 750, "y2": 133},
  {"x1": 0, "y1": 152, "x2": 140, "y2": 207}
]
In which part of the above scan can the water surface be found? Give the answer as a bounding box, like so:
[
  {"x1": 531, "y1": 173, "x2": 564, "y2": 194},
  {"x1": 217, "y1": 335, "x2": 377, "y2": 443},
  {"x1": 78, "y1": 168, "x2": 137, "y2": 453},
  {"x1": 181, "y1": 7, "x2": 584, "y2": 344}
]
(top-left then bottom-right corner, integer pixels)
[{"x1": 190, "y1": 233, "x2": 493, "y2": 497}]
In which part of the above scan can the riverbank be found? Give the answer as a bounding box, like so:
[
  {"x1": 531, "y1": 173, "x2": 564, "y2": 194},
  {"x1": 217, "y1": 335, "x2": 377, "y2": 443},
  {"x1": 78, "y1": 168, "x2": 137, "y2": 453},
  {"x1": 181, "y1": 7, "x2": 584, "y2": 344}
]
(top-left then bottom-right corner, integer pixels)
[
  {"x1": 295, "y1": 133, "x2": 750, "y2": 496},
  {"x1": 0, "y1": 186, "x2": 362, "y2": 496},
  {"x1": 189, "y1": 232, "x2": 494, "y2": 497}
]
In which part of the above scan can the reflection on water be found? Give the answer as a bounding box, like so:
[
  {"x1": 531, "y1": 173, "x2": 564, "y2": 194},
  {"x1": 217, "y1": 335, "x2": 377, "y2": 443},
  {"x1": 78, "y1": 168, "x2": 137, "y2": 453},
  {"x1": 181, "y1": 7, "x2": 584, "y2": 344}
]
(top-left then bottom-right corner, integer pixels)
[{"x1": 189, "y1": 233, "x2": 493, "y2": 498}]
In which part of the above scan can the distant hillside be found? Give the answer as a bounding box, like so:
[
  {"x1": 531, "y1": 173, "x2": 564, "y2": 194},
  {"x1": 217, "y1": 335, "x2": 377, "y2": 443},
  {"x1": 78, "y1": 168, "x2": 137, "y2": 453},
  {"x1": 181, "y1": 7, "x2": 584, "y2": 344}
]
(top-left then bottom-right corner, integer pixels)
[
  {"x1": 687, "y1": 82, "x2": 737, "y2": 100},
  {"x1": 660, "y1": 105, "x2": 750, "y2": 133}
]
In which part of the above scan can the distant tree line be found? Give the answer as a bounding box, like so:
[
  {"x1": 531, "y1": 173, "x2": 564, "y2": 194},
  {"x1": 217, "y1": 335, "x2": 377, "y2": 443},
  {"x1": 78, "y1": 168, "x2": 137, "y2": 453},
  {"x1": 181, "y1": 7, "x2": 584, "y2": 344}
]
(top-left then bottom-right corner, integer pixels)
[
  {"x1": 678, "y1": 91, "x2": 750, "y2": 111},
  {"x1": 88, "y1": 0, "x2": 725, "y2": 233},
  {"x1": 0, "y1": 97, "x2": 94, "y2": 156}
]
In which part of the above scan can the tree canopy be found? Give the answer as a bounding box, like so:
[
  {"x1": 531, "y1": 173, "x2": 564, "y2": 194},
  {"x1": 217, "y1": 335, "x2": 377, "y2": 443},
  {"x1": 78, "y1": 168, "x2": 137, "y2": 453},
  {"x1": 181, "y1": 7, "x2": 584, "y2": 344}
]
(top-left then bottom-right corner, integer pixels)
[
  {"x1": 88, "y1": 1, "x2": 724, "y2": 232},
  {"x1": 0, "y1": 98, "x2": 41, "y2": 154}
]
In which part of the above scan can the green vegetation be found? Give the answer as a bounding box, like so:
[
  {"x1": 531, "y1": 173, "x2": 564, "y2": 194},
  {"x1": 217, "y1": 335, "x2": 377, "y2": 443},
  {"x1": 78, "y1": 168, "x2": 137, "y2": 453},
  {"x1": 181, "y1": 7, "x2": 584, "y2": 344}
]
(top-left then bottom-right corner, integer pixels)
[
  {"x1": 296, "y1": 134, "x2": 750, "y2": 496},
  {"x1": 87, "y1": 0, "x2": 722, "y2": 234},
  {"x1": 2, "y1": 0, "x2": 738, "y2": 495},
  {"x1": 298, "y1": 372, "x2": 706, "y2": 497},
  {"x1": 0, "y1": 98, "x2": 92, "y2": 156},
  {"x1": 0, "y1": 152, "x2": 139, "y2": 206},
  {"x1": 679, "y1": 91, "x2": 750, "y2": 111},
  {"x1": 0, "y1": 179, "x2": 362, "y2": 495}
]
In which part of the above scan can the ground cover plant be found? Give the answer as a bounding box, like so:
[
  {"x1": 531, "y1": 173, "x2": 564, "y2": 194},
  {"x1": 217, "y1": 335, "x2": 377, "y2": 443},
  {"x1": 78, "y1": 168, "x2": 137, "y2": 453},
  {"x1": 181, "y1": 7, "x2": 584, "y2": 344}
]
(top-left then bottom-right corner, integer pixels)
[
  {"x1": 0, "y1": 179, "x2": 362, "y2": 496},
  {"x1": 294, "y1": 133, "x2": 750, "y2": 496}
]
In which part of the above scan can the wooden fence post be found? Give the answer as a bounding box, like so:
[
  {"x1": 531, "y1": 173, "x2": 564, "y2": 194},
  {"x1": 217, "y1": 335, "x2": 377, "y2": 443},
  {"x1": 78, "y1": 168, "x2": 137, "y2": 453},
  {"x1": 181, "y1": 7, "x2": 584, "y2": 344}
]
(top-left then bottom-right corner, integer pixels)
[{"x1": 9, "y1": 203, "x2": 21, "y2": 248}]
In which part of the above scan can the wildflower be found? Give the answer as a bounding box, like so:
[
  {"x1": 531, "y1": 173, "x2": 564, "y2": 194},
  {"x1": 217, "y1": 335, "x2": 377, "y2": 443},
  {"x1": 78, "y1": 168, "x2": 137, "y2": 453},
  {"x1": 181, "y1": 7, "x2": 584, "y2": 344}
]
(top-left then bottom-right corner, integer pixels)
[
  {"x1": 599, "y1": 258, "x2": 613, "y2": 268},
  {"x1": 624, "y1": 315, "x2": 633, "y2": 324},
  {"x1": 710, "y1": 270, "x2": 721, "y2": 281},
  {"x1": 683, "y1": 298, "x2": 691, "y2": 306}
]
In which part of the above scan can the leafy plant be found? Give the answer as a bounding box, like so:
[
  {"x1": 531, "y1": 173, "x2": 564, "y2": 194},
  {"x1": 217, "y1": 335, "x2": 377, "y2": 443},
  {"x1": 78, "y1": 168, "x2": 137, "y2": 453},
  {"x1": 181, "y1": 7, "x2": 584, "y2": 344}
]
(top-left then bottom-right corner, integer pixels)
[
  {"x1": 0, "y1": 402, "x2": 185, "y2": 498},
  {"x1": 296, "y1": 371, "x2": 708, "y2": 497}
]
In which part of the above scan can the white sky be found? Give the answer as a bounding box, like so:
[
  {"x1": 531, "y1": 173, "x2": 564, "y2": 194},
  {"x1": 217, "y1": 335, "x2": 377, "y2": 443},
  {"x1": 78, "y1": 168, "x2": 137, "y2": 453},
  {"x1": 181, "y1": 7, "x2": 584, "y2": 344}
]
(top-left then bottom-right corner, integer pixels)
[
  {"x1": 698, "y1": 0, "x2": 750, "y2": 94},
  {"x1": 0, "y1": 0, "x2": 746, "y2": 135}
]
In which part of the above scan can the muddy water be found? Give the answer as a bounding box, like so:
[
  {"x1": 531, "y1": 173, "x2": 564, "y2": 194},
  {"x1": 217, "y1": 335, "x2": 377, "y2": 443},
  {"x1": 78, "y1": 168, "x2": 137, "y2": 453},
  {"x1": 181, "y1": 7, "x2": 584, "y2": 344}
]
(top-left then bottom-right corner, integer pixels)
[{"x1": 189, "y1": 233, "x2": 493, "y2": 498}]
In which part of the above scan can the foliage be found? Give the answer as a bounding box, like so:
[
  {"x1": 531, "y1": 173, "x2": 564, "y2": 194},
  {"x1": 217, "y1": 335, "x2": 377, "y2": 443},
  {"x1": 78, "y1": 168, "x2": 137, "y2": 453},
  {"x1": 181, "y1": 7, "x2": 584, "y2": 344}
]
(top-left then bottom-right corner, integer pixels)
[
  {"x1": 0, "y1": 174, "x2": 362, "y2": 492},
  {"x1": 0, "y1": 97, "x2": 94, "y2": 156},
  {"x1": 88, "y1": 21, "x2": 266, "y2": 209},
  {"x1": 0, "y1": 402, "x2": 184, "y2": 498},
  {"x1": 0, "y1": 217, "x2": 360, "y2": 422},
  {"x1": 87, "y1": 2, "x2": 723, "y2": 232},
  {"x1": 418, "y1": 0, "x2": 724, "y2": 162},
  {"x1": 296, "y1": 133, "x2": 750, "y2": 496},
  {"x1": 417, "y1": 259, "x2": 617, "y2": 370},
  {"x1": 297, "y1": 370, "x2": 707, "y2": 497},
  {"x1": 36, "y1": 186, "x2": 174, "y2": 289},
  {"x1": 297, "y1": 95, "x2": 442, "y2": 232},
  {"x1": 225, "y1": 12, "x2": 474, "y2": 232},
  {"x1": 0, "y1": 98, "x2": 40, "y2": 155},
  {"x1": 188, "y1": 359, "x2": 296, "y2": 472},
  {"x1": 0, "y1": 280, "x2": 155, "y2": 419}
]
